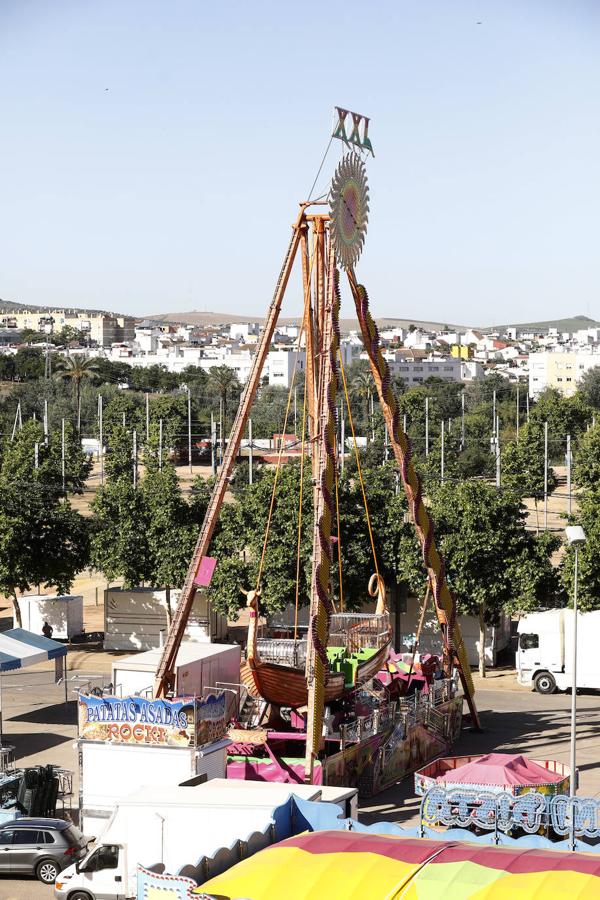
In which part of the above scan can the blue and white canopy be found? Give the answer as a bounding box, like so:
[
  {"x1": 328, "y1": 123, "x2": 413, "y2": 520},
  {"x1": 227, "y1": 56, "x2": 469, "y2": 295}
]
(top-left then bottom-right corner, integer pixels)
[{"x1": 0, "y1": 628, "x2": 67, "y2": 671}]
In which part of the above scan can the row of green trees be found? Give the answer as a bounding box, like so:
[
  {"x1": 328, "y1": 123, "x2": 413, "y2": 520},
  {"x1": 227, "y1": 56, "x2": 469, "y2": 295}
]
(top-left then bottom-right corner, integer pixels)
[{"x1": 4, "y1": 353, "x2": 600, "y2": 675}]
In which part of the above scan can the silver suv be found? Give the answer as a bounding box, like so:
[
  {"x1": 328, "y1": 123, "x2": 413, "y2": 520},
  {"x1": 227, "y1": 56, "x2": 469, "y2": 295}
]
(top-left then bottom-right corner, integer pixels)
[{"x1": 0, "y1": 817, "x2": 87, "y2": 884}]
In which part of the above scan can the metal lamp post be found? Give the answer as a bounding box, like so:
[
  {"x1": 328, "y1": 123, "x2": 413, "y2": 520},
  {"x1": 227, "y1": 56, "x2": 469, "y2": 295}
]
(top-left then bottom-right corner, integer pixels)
[{"x1": 565, "y1": 525, "x2": 586, "y2": 797}]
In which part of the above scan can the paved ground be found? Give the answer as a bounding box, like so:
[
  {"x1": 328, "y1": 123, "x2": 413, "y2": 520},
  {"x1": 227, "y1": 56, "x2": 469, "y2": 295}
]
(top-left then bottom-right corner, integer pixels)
[
  {"x1": 1, "y1": 677, "x2": 599, "y2": 899},
  {"x1": 360, "y1": 685, "x2": 600, "y2": 827}
]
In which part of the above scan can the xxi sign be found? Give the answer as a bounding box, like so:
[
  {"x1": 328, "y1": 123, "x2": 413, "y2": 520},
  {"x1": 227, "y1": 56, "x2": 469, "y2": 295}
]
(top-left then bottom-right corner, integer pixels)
[{"x1": 332, "y1": 107, "x2": 374, "y2": 156}]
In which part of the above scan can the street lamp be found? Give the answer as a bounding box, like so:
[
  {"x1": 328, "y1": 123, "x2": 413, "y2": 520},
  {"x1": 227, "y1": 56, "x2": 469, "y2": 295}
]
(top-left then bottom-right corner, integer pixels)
[{"x1": 565, "y1": 525, "x2": 586, "y2": 797}]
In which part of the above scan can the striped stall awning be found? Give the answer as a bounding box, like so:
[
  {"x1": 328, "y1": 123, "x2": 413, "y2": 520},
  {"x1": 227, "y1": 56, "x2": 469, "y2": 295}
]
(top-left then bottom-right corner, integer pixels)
[{"x1": 0, "y1": 628, "x2": 67, "y2": 671}]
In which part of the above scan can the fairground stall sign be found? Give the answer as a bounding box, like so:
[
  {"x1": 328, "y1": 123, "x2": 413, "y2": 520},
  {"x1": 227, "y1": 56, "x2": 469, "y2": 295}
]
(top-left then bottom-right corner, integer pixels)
[
  {"x1": 420, "y1": 785, "x2": 600, "y2": 846},
  {"x1": 77, "y1": 692, "x2": 226, "y2": 749}
]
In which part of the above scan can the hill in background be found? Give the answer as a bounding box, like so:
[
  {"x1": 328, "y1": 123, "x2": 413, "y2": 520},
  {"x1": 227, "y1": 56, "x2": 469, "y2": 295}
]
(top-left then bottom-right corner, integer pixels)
[
  {"x1": 143, "y1": 309, "x2": 468, "y2": 333},
  {"x1": 483, "y1": 314, "x2": 600, "y2": 334}
]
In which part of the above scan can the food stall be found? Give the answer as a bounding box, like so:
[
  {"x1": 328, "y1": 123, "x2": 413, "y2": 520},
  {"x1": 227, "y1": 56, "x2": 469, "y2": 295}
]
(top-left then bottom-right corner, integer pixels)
[{"x1": 77, "y1": 691, "x2": 230, "y2": 834}]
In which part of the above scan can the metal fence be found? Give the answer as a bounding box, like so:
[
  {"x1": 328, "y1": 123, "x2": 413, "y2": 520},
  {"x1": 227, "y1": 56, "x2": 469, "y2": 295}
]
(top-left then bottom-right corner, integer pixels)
[{"x1": 328, "y1": 613, "x2": 392, "y2": 652}]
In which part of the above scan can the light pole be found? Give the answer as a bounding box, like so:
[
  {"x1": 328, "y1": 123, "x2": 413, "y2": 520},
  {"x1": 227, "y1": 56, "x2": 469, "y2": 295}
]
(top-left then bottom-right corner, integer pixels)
[{"x1": 565, "y1": 524, "x2": 586, "y2": 797}]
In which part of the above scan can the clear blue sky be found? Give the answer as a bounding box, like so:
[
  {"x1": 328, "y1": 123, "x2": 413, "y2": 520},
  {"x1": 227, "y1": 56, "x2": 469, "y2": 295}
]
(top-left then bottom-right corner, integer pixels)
[{"x1": 1, "y1": 0, "x2": 599, "y2": 326}]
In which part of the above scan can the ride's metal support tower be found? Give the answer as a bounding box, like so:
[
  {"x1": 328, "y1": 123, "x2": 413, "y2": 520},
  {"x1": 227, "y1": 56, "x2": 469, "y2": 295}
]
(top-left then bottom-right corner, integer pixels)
[
  {"x1": 153, "y1": 208, "x2": 306, "y2": 697},
  {"x1": 304, "y1": 235, "x2": 338, "y2": 782}
]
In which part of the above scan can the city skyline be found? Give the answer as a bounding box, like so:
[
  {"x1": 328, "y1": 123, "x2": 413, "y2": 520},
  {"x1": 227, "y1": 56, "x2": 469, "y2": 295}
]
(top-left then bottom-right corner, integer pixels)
[{"x1": 1, "y1": 1, "x2": 599, "y2": 324}]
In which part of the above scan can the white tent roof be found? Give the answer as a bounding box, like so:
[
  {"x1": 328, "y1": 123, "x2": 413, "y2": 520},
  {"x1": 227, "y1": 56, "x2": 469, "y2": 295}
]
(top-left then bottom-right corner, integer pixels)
[{"x1": 0, "y1": 627, "x2": 67, "y2": 671}]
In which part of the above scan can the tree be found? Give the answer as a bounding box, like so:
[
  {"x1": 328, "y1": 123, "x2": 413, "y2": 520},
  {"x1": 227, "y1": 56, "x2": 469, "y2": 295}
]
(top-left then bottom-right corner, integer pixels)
[
  {"x1": 349, "y1": 368, "x2": 375, "y2": 443},
  {"x1": 572, "y1": 423, "x2": 600, "y2": 498},
  {"x1": 1, "y1": 420, "x2": 91, "y2": 498},
  {"x1": 529, "y1": 388, "x2": 591, "y2": 461},
  {"x1": 209, "y1": 463, "x2": 313, "y2": 618},
  {"x1": 422, "y1": 482, "x2": 556, "y2": 676},
  {"x1": 14, "y1": 347, "x2": 45, "y2": 380},
  {"x1": 142, "y1": 465, "x2": 197, "y2": 625},
  {"x1": 90, "y1": 478, "x2": 150, "y2": 586},
  {"x1": 0, "y1": 356, "x2": 15, "y2": 380},
  {"x1": 561, "y1": 500, "x2": 600, "y2": 612},
  {"x1": 578, "y1": 367, "x2": 600, "y2": 410},
  {"x1": 207, "y1": 366, "x2": 240, "y2": 446},
  {"x1": 502, "y1": 424, "x2": 556, "y2": 500},
  {"x1": 562, "y1": 424, "x2": 600, "y2": 610},
  {"x1": 250, "y1": 385, "x2": 289, "y2": 439},
  {"x1": 54, "y1": 354, "x2": 100, "y2": 432},
  {"x1": 0, "y1": 424, "x2": 90, "y2": 625}
]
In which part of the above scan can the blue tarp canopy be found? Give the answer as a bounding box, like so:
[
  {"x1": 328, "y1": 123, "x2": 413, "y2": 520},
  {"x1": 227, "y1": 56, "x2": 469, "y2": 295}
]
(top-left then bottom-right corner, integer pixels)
[{"x1": 0, "y1": 628, "x2": 67, "y2": 671}]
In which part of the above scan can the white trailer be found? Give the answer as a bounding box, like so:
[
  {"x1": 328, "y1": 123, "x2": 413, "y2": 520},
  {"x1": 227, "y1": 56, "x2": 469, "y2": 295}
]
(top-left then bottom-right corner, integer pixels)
[
  {"x1": 79, "y1": 738, "x2": 230, "y2": 836},
  {"x1": 55, "y1": 780, "x2": 353, "y2": 900},
  {"x1": 517, "y1": 608, "x2": 600, "y2": 693},
  {"x1": 400, "y1": 595, "x2": 511, "y2": 667},
  {"x1": 18, "y1": 594, "x2": 83, "y2": 640},
  {"x1": 104, "y1": 587, "x2": 227, "y2": 651},
  {"x1": 111, "y1": 642, "x2": 241, "y2": 700}
]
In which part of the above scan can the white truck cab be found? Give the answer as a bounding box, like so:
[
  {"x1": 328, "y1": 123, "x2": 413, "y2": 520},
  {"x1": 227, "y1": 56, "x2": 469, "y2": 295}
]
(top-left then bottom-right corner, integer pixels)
[
  {"x1": 55, "y1": 843, "x2": 127, "y2": 899},
  {"x1": 517, "y1": 608, "x2": 600, "y2": 694}
]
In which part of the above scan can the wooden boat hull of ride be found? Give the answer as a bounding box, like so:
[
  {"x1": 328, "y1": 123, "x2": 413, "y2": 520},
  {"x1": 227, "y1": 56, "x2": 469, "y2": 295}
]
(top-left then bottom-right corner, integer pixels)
[
  {"x1": 240, "y1": 659, "x2": 346, "y2": 708},
  {"x1": 240, "y1": 641, "x2": 392, "y2": 709}
]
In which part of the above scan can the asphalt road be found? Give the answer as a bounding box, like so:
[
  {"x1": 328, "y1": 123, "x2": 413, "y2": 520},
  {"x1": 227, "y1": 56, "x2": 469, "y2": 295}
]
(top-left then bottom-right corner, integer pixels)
[{"x1": 2, "y1": 685, "x2": 600, "y2": 899}]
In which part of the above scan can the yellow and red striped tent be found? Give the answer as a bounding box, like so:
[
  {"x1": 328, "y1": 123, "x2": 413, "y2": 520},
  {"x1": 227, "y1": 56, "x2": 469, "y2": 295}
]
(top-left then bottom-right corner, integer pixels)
[{"x1": 194, "y1": 830, "x2": 600, "y2": 899}]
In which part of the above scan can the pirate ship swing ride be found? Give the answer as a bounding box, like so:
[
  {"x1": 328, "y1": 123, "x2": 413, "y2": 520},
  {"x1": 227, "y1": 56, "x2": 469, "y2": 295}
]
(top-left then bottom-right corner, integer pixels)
[{"x1": 153, "y1": 110, "x2": 480, "y2": 793}]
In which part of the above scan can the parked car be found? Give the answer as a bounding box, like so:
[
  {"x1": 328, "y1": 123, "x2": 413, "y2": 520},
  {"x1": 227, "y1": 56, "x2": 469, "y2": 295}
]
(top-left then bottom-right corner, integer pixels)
[{"x1": 0, "y1": 817, "x2": 88, "y2": 884}]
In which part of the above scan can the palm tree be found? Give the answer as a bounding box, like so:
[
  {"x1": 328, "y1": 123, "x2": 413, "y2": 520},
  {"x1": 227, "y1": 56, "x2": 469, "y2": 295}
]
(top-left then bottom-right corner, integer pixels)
[
  {"x1": 350, "y1": 369, "x2": 375, "y2": 444},
  {"x1": 55, "y1": 354, "x2": 99, "y2": 433},
  {"x1": 208, "y1": 366, "x2": 240, "y2": 462}
]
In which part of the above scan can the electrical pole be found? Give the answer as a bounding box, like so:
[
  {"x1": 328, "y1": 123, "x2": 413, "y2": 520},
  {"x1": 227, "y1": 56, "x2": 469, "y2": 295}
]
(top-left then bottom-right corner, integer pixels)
[
  {"x1": 294, "y1": 387, "x2": 298, "y2": 437},
  {"x1": 425, "y1": 397, "x2": 429, "y2": 456},
  {"x1": 340, "y1": 410, "x2": 345, "y2": 474},
  {"x1": 98, "y1": 394, "x2": 104, "y2": 485},
  {"x1": 526, "y1": 391, "x2": 530, "y2": 423},
  {"x1": 248, "y1": 417, "x2": 253, "y2": 485},
  {"x1": 43, "y1": 398, "x2": 49, "y2": 445},
  {"x1": 496, "y1": 415, "x2": 501, "y2": 488},
  {"x1": 11, "y1": 402, "x2": 21, "y2": 442},
  {"x1": 219, "y1": 400, "x2": 224, "y2": 465},
  {"x1": 516, "y1": 385, "x2": 520, "y2": 443},
  {"x1": 567, "y1": 434, "x2": 572, "y2": 517},
  {"x1": 187, "y1": 388, "x2": 192, "y2": 474},
  {"x1": 544, "y1": 420, "x2": 548, "y2": 530},
  {"x1": 159, "y1": 418, "x2": 163, "y2": 472},
  {"x1": 210, "y1": 412, "x2": 217, "y2": 475},
  {"x1": 34, "y1": 442, "x2": 39, "y2": 469},
  {"x1": 492, "y1": 389, "x2": 496, "y2": 437},
  {"x1": 440, "y1": 420, "x2": 445, "y2": 484},
  {"x1": 133, "y1": 430, "x2": 138, "y2": 488},
  {"x1": 461, "y1": 391, "x2": 465, "y2": 450},
  {"x1": 145, "y1": 392, "x2": 150, "y2": 441},
  {"x1": 61, "y1": 418, "x2": 66, "y2": 494}
]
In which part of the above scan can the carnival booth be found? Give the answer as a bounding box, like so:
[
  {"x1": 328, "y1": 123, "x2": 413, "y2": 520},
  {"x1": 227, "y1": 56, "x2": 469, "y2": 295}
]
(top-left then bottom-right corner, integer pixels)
[
  {"x1": 77, "y1": 691, "x2": 230, "y2": 834},
  {"x1": 415, "y1": 752, "x2": 570, "y2": 797}
]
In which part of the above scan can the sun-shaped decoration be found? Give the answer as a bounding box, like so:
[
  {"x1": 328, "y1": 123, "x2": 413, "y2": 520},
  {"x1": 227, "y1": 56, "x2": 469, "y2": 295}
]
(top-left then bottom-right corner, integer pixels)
[{"x1": 329, "y1": 152, "x2": 369, "y2": 270}]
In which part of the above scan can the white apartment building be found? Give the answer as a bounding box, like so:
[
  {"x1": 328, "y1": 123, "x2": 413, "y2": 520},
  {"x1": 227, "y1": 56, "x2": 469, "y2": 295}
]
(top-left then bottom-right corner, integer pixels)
[
  {"x1": 529, "y1": 350, "x2": 600, "y2": 398},
  {"x1": 267, "y1": 349, "x2": 305, "y2": 387},
  {"x1": 372, "y1": 354, "x2": 482, "y2": 386},
  {"x1": 0, "y1": 308, "x2": 134, "y2": 346},
  {"x1": 229, "y1": 322, "x2": 260, "y2": 342}
]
